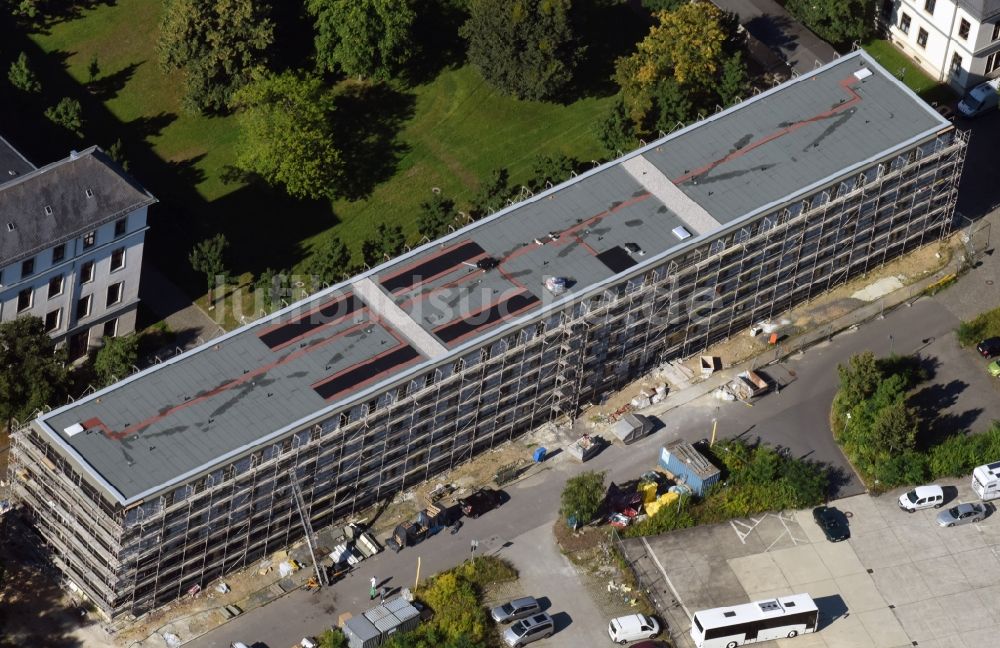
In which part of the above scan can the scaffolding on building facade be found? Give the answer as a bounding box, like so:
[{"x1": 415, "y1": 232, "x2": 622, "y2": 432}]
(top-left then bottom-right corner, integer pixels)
[{"x1": 7, "y1": 125, "x2": 967, "y2": 620}]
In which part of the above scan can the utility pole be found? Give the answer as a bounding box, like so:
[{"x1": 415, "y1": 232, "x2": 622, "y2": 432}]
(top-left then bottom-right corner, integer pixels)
[
  {"x1": 415, "y1": 556, "x2": 421, "y2": 590},
  {"x1": 710, "y1": 418, "x2": 718, "y2": 447}
]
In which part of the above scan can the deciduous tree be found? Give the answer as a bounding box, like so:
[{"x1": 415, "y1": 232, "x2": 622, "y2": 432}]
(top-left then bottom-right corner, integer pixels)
[
  {"x1": 362, "y1": 223, "x2": 406, "y2": 266},
  {"x1": 231, "y1": 71, "x2": 344, "y2": 200},
  {"x1": 158, "y1": 0, "x2": 274, "y2": 114},
  {"x1": 530, "y1": 153, "x2": 577, "y2": 190},
  {"x1": 785, "y1": 0, "x2": 876, "y2": 47},
  {"x1": 0, "y1": 317, "x2": 69, "y2": 425},
  {"x1": 470, "y1": 167, "x2": 511, "y2": 218},
  {"x1": 94, "y1": 335, "x2": 140, "y2": 386},
  {"x1": 309, "y1": 0, "x2": 416, "y2": 80},
  {"x1": 308, "y1": 236, "x2": 353, "y2": 284},
  {"x1": 8, "y1": 51, "x2": 41, "y2": 93},
  {"x1": 614, "y1": 3, "x2": 728, "y2": 123},
  {"x1": 560, "y1": 470, "x2": 605, "y2": 527},
  {"x1": 418, "y1": 191, "x2": 458, "y2": 240},
  {"x1": 44, "y1": 97, "x2": 83, "y2": 135},
  {"x1": 717, "y1": 51, "x2": 749, "y2": 106},
  {"x1": 596, "y1": 98, "x2": 637, "y2": 155},
  {"x1": 461, "y1": 0, "x2": 584, "y2": 101},
  {"x1": 189, "y1": 233, "x2": 229, "y2": 302}
]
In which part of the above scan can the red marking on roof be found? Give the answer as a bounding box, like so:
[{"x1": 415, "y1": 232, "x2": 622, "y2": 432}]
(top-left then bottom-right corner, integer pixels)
[
  {"x1": 672, "y1": 77, "x2": 862, "y2": 185},
  {"x1": 101, "y1": 319, "x2": 372, "y2": 440}
]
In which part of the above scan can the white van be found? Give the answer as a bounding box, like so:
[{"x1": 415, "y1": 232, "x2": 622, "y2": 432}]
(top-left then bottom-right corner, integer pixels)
[
  {"x1": 608, "y1": 613, "x2": 660, "y2": 643},
  {"x1": 972, "y1": 461, "x2": 1000, "y2": 501},
  {"x1": 957, "y1": 77, "x2": 1000, "y2": 117},
  {"x1": 898, "y1": 485, "x2": 945, "y2": 512}
]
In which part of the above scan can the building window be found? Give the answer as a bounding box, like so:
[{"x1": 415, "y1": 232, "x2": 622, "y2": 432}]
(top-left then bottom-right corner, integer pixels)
[
  {"x1": 44, "y1": 309, "x2": 61, "y2": 333},
  {"x1": 917, "y1": 28, "x2": 929, "y2": 48},
  {"x1": 77, "y1": 294, "x2": 92, "y2": 319},
  {"x1": 48, "y1": 274, "x2": 63, "y2": 299},
  {"x1": 52, "y1": 244, "x2": 65, "y2": 264},
  {"x1": 114, "y1": 218, "x2": 127, "y2": 237},
  {"x1": 21, "y1": 257, "x2": 34, "y2": 278},
  {"x1": 950, "y1": 53, "x2": 963, "y2": 76},
  {"x1": 900, "y1": 12, "x2": 911, "y2": 34},
  {"x1": 988, "y1": 52, "x2": 1000, "y2": 74},
  {"x1": 83, "y1": 230, "x2": 96, "y2": 248},
  {"x1": 959, "y1": 18, "x2": 971, "y2": 40},
  {"x1": 103, "y1": 318, "x2": 118, "y2": 338},
  {"x1": 17, "y1": 288, "x2": 32, "y2": 312},
  {"x1": 81, "y1": 260, "x2": 95, "y2": 283},
  {"x1": 924, "y1": 0, "x2": 935, "y2": 14},
  {"x1": 106, "y1": 282, "x2": 124, "y2": 307},
  {"x1": 993, "y1": 22, "x2": 1000, "y2": 41},
  {"x1": 110, "y1": 247, "x2": 126, "y2": 272}
]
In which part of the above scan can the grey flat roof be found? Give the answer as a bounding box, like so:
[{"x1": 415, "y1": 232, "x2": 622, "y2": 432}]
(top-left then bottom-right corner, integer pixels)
[
  {"x1": 0, "y1": 134, "x2": 35, "y2": 187},
  {"x1": 37, "y1": 51, "x2": 950, "y2": 506},
  {"x1": 0, "y1": 146, "x2": 156, "y2": 265}
]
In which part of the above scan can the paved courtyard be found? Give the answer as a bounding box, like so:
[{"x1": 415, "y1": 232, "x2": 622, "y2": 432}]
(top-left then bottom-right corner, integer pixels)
[{"x1": 626, "y1": 478, "x2": 1000, "y2": 648}]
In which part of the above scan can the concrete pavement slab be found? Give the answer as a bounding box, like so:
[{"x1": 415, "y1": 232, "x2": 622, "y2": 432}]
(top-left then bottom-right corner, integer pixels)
[
  {"x1": 974, "y1": 584, "x2": 1000, "y2": 626},
  {"x1": 776, "y1": 631, "x2": 827, "y2": 648},
  {"x1": 833, "y1": 573, "x2": 887, "y2": 613},
  {"x1": 914, "y1": 553, "x2": 972, "y2": 596},
  {"x1": 851, "y1": 527, "x2": 911, "y2": 570},
  {"x1": 771, "y1": 544, "x2": 833, "y2": 586},
  {"x1": 940, "y1": 523, "x2": 988, "y2": 554},
  {"x1": 856, "y1": 607, "x2": 910, "y2": 648},
  {"x1": 871, "y1": 562, "x2": 934, "y2": 606},
  {"x1": 892, "y1": 597, "x2": 953, "y2": 642},
  {"x1": 729, "y1": 553, "x2": 790, "y2": 593},
  {"x1": 954, "y1": 546, "x2": 1000, "y2": 588},
  {"x1": 937, "y1": 589, "x2": 994, "y2": 634},
  {"x1": 960, "y1": 626, "x2": 1000, "y2": 647},
  {"x1": 912, "y1": 638, "x2": 969, "y2": 648},
  {"x1": 812, "y1": 540, "x2": 866, "y2": 577},
  {"x1": 890, "y1": 521, "x2": 951, "y2": 563},
  {"x1": 794, "y1": 509, "x2": 829, "y2": 545},
  {"x1": 838, "y1": 495, "x2": 888, "y2": 536},
  {"x1": 813, "y1": 612, "x2": 876, "y2": 648}
]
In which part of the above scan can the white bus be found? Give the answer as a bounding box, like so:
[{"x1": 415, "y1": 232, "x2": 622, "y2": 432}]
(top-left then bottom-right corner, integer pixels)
[{"x1": 690, "y1": 593, "x2": 819, "y2": 648}]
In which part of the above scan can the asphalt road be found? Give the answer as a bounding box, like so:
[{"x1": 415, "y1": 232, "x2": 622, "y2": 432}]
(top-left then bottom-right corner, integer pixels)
[{"x1": 186, "y1": 285, "x2": 1000, "y2": 648}]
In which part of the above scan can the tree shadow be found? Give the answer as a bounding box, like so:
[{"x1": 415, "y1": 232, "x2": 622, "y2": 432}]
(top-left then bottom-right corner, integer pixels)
[
  {"x1": 0, "y1": 515, "x2": 89, "y2": 647},
  {"x1": 916, "y1": 407, "x2": 984, "y2": 451},
  {"x1": 12, "y1": 0, "x2": 118, "y2": 35},
  {"x1": 331, "y1": 82, "x2": 415, "y2": 201},
  {"x1": 165, "y1": 153, "x2": 207, "y2": 188},
  {"x1": 745, "y1": 14, "x2": 798, "y2": 53},
  {"x1": 87, "y1": 61, "x2": 142, "y2": 102},
  {"x1": 569, "y1": 1, "x2": 652, "y2": 101},
  {"x1": 125, "y1": 111, "x2": 178, "y2": 140},
  {"x1": 908, "y1": 379, "x2": 968, "y2": 420},
  {"x1": 406, "y1": 0, "x2": 469, "y2": 86}
]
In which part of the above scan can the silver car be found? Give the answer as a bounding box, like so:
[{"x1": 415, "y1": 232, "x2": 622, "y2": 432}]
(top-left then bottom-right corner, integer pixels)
[
  {"x1": 491, "y1": 596, "x2": 542, "y2": 623},
  {"x1": 936, "y1": 503, "x2": 987, "y2": 527},
  {"x1": 503, "y1": 613, "x2": 554, "y2": 647}
]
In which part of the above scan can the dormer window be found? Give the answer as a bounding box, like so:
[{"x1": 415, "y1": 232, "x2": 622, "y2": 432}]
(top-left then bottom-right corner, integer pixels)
[
  {"x1": 85, "y1": 188, "x2": 94, "y2": 198},
  {"x1": 44, "y1": 205, "x2": 53, "y2": 216},
  {"x1": 6, "y1": 222, "x2": 14, "y2": 232}
]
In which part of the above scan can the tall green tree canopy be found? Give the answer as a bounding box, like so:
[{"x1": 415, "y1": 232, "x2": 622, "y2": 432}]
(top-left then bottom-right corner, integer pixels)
[
  {"x1": 362, "y1": 223, "x2": 406, "y2": 266},
  {"x1": 785, "y1": 0, "x2": 876, "y2": 47},
  {"x1": 309, "y1": 0, "x2": 416, "y2": 80},
  {"x1": 308, "y1": 235, "x2": 353, "y2": 283},
  {"x1": 94, "y1": 335, "x2": 140, "y2": 387},
  {"x1": 560, "y1": 470, "x2": 605, "y2": 527},
  {"x1": 158, "y1": 0, "x2": 274, "y2": 114},
  {"x1": 614, "y1": 2, "x2": 728, "y2": 124},
  {"x1": 461, "y1": 0, "x2": 584, "y2": 101},
  {"x1": 418, "y1": 191, "x2": 458, "y2": 241},
  {"x1": 189, "y1": 233, "x2": 229, "y2": 300},
  {"x1": 231, "y1": 71, "x2": 344, "y2": 200},
  {"x1": 0, "y1": 317, "x2": 69, "y2": 424},
  {"x1": 8, "y1": 51, "x2": 41, "y2": 93}
]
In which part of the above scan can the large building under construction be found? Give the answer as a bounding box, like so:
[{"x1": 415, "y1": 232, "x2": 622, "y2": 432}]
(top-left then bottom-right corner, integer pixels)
[{"x1": 9, "y1": 51, "x2": 967, "y2": 618}]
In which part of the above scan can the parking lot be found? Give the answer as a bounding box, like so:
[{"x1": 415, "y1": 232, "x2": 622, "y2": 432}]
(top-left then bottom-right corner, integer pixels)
[{"x1": 626, "y1": 478, "x2": 1000, "y2": 648}]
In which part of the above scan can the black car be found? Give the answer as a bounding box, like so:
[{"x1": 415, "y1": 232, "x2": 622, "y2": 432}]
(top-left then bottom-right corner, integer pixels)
[
  {"x1": 459, "y1": 488, "x2": 506, "y2": 518},
  {"x1": 812, "y1": 506, "x2": 850, "y2": 542},
  {"x1": 977, "y1": 337, "x2": 1000, "y2": 358}
]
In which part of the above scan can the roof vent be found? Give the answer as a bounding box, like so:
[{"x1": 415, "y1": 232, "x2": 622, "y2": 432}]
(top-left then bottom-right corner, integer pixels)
[
  {"x1": 759, "y1": 600, "x2": 782, "y2": 613},
  {"x1": 624, "y1": 242, "x2": 645, "y2": 256},
  {"x1": 44, "y1": 205, "x2": 53, "y2": 216},
  {"x1": 6, "y1": 170, "x2": 15, "y2": 177},
  {"x1": 64, "y1": 422, "x2": 85, "y2": 437},
  {"x1": 69, "y1": 149, "x2": 79, "y2": 160},
  {"x1": 6, "y1": 222, "x2": 14, "y2": 232},
  {"x1": 85, "y1": 188, "x2": 94, "y2": 198},
  {"x1": 672, "y1": 225, "x2": 692, "y2": 240},
  {"x1": 854, "y1": 68, "x2": 873, "y2": 80}
]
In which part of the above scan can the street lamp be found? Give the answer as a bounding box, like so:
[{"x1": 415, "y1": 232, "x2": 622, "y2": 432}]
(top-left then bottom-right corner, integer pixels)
[
  {"x1": 888, "y1": 334, "x2": 894, "y2": 356},
  {"x1": 470, "y1": 539, "x2": 479, "y2": 561}
]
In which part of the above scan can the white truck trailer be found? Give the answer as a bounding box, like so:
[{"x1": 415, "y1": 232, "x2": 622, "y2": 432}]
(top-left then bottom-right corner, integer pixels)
[{"x1": 972, "y1": 461, "x2": 1000, "y2": 501}]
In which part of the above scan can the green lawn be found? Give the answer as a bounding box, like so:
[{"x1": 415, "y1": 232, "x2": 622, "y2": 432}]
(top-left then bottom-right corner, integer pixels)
[
  {"x1": 862, "y1": 39, "x2": 957, "y2": 105},
  {"x1": 25, "y1": 0, "x2": 614, "y2": 287}
]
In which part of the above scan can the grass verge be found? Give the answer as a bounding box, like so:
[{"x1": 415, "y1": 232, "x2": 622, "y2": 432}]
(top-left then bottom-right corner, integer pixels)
[
  {"x1": 862, "y1": 39, "x2": 957, "y2": 105},
  {"x1": 957, "y1": 305, "x2": 1000, "y2": 347}
]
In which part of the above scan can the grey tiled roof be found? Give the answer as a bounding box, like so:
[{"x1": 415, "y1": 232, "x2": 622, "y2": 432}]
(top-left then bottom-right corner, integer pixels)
[
  {"x1": 958, "y1": 0, "x2": 1000, "y2": 21},
  {"x1": 0, "y1": 134, "x2": 35, "y2": 188},
  {"x1": 38, "y1": 51, "x2": 949, "y2": 506},
  {"x1": 0, "y1": 146, "x2": 156, "y2": 265}
]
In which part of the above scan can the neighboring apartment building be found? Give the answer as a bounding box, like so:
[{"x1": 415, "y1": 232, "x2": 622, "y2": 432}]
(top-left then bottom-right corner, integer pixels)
[
  {"x1": 9, "y1": 51, "x2": 967, "y2": 619},
  {"x1": 0, "y1": 141, "x2": 157, "y2": 359},
  {"x1": 886, "y1": 0, "x2": 1000, "y2": 89}
]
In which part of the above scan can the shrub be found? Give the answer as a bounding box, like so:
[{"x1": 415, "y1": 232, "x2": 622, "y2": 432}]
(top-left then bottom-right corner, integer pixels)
[
  {"x1": 560, "y1": 470, "x2": 606, "y2": 527},
  {"x1": 418, "y1": 571, "x2": 488, "y2": 644},
  {"x1": 873, "y1": 451, "x2": 928, "y2": 490}
]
